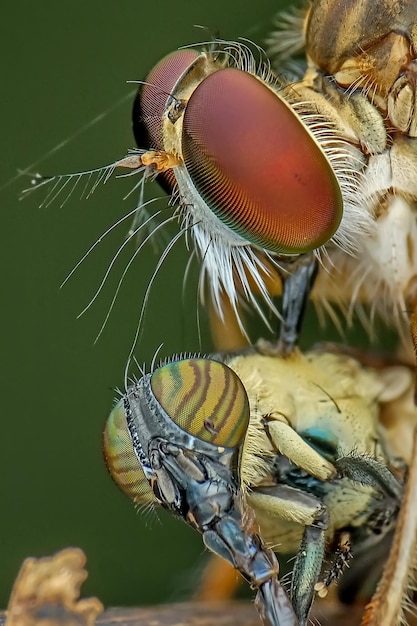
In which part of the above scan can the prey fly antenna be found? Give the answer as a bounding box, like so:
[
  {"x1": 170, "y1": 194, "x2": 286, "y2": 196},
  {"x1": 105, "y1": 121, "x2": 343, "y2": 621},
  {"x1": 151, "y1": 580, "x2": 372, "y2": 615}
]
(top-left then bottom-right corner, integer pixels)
[
  {"x1": 21, "y1": 152, "x2": 146, "y2": 208},
  {"x1": 126, "y1": 79, "x2": 183, "y2": 106}
]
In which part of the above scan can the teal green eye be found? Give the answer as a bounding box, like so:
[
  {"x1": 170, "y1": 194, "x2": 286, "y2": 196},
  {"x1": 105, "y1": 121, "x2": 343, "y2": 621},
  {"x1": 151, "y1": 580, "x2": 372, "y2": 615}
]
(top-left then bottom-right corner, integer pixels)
[
  {"x1": 103, "y1": 399, "x2": 156, "y2": 505},
  {"x1": 150, "y1": 358, "x2": 250, "y2": 448}
]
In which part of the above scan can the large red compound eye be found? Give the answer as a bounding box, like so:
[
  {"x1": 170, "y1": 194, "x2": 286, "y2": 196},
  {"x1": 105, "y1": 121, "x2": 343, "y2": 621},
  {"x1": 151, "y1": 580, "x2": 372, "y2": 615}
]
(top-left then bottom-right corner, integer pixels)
[
  {"x1": 132, "y1": 50, "x2": 199, "y2": 193},
  {"x1": 182, "y1": 68, "x2": 343, "y2": 254},
  {"x1": 133, "y1": 49, "x2": 199, "y2": 150}
]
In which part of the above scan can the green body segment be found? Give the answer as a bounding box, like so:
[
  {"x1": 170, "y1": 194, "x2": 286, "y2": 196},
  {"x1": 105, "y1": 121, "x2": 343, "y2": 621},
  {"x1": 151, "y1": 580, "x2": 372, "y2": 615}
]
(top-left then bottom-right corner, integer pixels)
[
  {"x1": 103, "y1": 399, "x2": 156, "y2": 505},
  {"x1": 150, "y1": 358, "x2": 250, "y2": 448}
]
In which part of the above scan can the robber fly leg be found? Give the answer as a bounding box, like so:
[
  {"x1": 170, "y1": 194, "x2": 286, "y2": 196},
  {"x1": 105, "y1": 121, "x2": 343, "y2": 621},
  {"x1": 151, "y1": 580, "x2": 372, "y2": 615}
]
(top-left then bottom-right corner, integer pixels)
[
  {"x1": 249, "y1": 485, "x2": 328, "y2": 626},
  {"x1": 290, "y1": 508, "x2": 328, "y2": 626},
  {"x1": 275, "y1": 253, "x2": 318, "y2": 356},
  {"x1": 360, "y1": 427, "x2": 417, "y2": 626}
]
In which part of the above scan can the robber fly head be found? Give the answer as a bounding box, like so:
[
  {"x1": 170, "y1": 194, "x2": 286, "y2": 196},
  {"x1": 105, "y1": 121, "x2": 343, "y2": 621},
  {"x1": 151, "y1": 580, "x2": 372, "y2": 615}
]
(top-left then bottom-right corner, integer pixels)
[{"x1": 24, "y1": 39, "x2": 369, "y2": 345}]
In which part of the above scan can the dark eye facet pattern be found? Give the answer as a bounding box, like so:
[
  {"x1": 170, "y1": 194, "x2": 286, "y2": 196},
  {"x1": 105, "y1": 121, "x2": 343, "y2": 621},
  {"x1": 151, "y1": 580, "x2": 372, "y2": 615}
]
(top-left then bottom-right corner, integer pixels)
[
  {"x1": 133, "y1": 49, "x2": 199, "y2": 191},
  {"x1": 135, "y1": 49, "x2": 199, "y2": 149},
  {"x1": 182, "y1": 67, "x2": 343, "y2": 254},
  {"x1": 103, "y1": 399, "x2": 156, "y2": 504},
  {"x1": 150, "y1": 358, "x2": 250, "y2": 448}
]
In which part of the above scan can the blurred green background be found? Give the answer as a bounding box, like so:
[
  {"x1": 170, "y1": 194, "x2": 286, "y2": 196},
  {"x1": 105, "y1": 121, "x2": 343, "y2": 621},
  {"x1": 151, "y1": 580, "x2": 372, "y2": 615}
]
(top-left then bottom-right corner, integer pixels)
[
  {"x1": 1, "y1": 0, "x2": 382, "y2": 611},
  {"x1": 1, "y1": 0, "x2": 291, "y2": 608}
]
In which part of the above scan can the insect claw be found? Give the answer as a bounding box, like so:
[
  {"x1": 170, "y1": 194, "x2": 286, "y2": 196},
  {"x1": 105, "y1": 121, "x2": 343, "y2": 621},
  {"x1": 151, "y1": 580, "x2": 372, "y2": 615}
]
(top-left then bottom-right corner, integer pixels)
[{"x1": 314, "y1": 581, "x2": 328, "y2": 598}]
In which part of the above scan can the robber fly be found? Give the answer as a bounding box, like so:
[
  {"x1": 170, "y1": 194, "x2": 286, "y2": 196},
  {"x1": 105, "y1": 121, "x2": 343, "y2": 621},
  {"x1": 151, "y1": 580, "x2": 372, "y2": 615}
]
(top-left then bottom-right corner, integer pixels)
[
  {"x1": 21, "y1": 31, "x2": 367, "y2": 354},
  {"x1": 103, "y1": 343, "x2": 417, "y2": 625},
  {"x1": 23, "y1": 0, "x2": 417, "y2": 357}
]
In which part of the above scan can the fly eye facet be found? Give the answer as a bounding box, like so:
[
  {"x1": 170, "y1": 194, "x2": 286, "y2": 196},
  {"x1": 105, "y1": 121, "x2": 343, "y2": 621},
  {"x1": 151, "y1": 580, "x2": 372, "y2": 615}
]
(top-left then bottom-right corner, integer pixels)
[
  {"x1": 103, "y1": 399, "x2": 157, "y2": 505},
  {"x1": 182, "y1": 67, "x2": 343, "y2": 254},
  {"x1": 150, "y1": 358, "x2": 250, "y2": 448},
  {"x1": 132, "y1": 49, "x2": 200, "y2": 193},
  {"x1": 133, "y1": 49, "x2": 199, "y2": 150}
]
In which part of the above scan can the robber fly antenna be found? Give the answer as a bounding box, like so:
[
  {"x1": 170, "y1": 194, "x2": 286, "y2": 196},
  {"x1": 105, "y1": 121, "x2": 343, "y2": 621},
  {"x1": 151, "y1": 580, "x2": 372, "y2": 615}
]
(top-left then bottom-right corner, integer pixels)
[
  {"x1": 127, "y1": 80, "x2": 183, "y2": 106},
  {"x1": 20, "y1": 151, "x2": 146, "y2": 208},
  {"x1": 3, "y1": 89, "x2": 136, "y2": 193}
]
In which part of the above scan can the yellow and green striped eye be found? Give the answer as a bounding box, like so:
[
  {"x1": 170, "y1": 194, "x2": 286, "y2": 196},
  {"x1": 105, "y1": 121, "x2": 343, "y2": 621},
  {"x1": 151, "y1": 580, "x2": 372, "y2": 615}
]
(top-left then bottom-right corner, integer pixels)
[
  {"x1": 150, "y1": 358, "x2": 250, "y2": 448},
  {"x1": 103, "y1": 399, "x2": 156, "y2": 505}
]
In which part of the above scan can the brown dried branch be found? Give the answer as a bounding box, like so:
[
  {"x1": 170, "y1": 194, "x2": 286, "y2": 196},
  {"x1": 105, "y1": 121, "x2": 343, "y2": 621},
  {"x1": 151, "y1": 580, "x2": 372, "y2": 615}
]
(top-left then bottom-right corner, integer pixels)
[{"x1": 4, "y1": 548, "x2": 103, "y2": 626}]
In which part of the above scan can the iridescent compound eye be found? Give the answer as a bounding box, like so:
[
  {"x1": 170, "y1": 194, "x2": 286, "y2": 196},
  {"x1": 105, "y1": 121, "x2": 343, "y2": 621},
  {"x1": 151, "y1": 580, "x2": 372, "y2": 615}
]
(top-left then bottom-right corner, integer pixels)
[
  {"x1": 133, "y1": 49, "x2": 199, "y2": 149},
  {"x1": 103, "y1": 399, "x2": 156, "y2": 505},
  {"x1": 150, "y1": 358, "x2": 250, "y2": 448},
  {"x1": 132, "y1": 49, "x2": 199, "y2": 192},
  {"x1": 182, "y1": 68, "x2": 343, "y2": 254}
]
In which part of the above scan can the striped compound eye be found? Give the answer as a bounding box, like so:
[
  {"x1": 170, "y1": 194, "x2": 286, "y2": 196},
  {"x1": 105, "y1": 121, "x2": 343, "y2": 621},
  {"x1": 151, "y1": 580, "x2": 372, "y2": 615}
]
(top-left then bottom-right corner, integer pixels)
[
  {"x1": 181, "y1": 68, "x2": 343, "y2": 254},
  {"x1": 150, "y1": 358, "x2": 250, "y2": 448},
  {"x1": 103, "y1": 399, "x2": 156, "y2": 505},
  {"x1": 103, "y1": 358, "x2": 250, "y2": 504}
]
